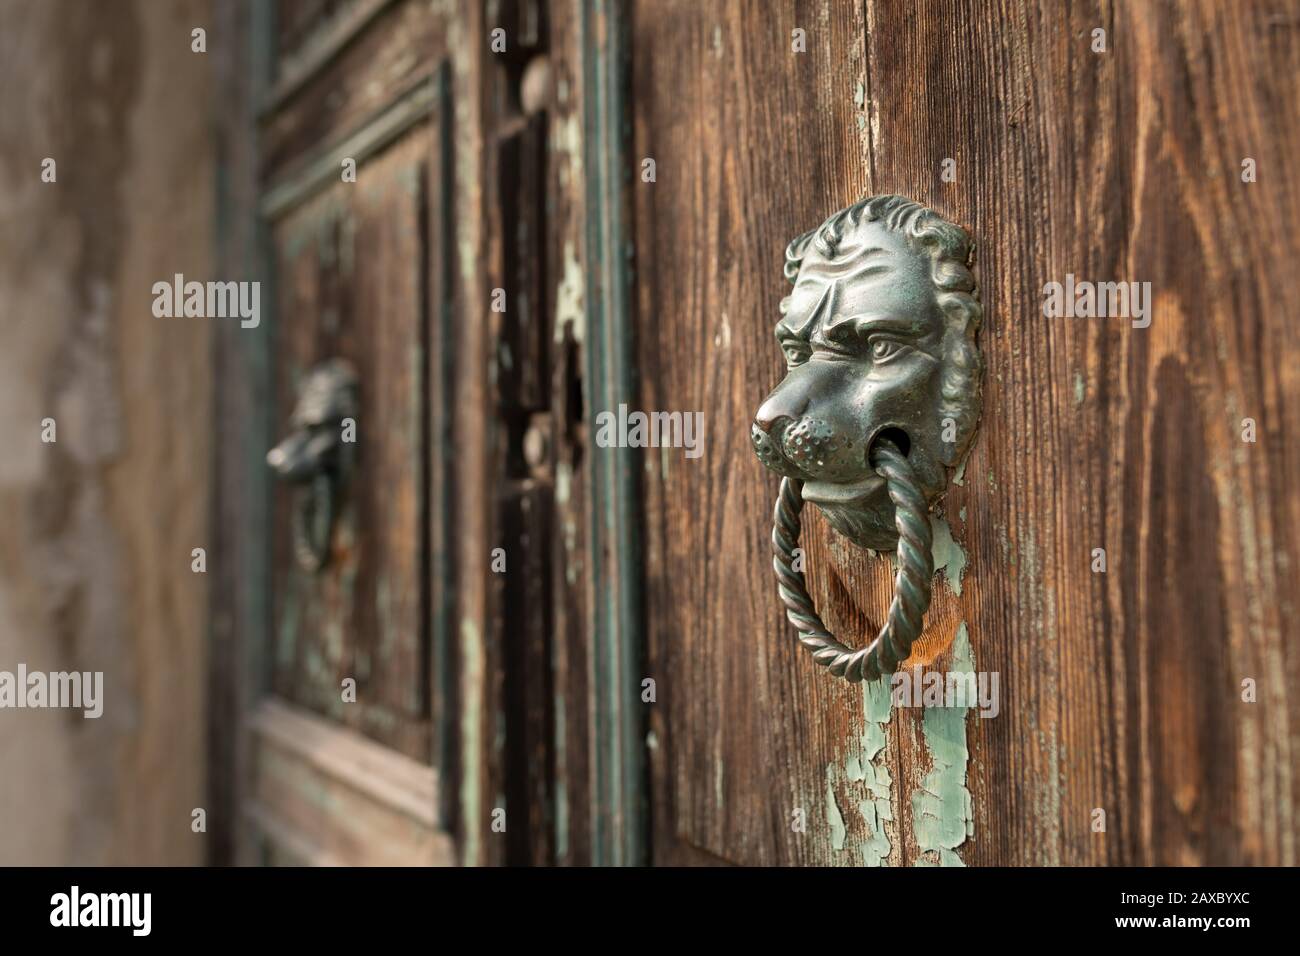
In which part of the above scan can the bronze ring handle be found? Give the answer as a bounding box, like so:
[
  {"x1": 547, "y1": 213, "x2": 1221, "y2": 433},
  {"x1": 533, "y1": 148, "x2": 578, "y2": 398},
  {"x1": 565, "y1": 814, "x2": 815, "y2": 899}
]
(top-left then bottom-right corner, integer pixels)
[
  {"x1": 770, "y1": 438, "x2": 933, "y2": 682},
  {"x1": 753, "y1": 195, "x2": 984, "y2": 682},
  {"x1": 266, "y1": 359, "x2": 358, "y2": 572}
]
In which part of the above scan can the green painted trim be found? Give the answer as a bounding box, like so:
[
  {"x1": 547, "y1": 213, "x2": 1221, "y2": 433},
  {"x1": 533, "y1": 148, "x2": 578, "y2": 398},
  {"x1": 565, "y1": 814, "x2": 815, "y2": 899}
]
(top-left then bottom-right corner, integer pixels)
[
  {"x1": 430, "y1": 61, "x2": 457, "y2": 828},
  {"x1": 246, "y1": 0, "x2": 277, "y2": 700},
  {"x1": 581, "y1": 0, "x2": 646, "y2": 867}
]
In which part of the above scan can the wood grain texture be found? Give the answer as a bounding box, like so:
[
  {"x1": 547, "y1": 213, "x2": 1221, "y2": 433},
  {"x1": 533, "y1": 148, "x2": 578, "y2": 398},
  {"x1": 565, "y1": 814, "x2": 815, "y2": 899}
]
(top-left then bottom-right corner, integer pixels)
[
  {"x1": 541, "y1": 0, "x2": 598, "y2": 866},
  {"x1": 633, "y1": 0, "x2": 877, "y2": 867},
  {"x1": 248, "y1": 700, "x2": 454, "y2": 866},
  {"x1": 632, "y1": 0, "x2": 1300, "y2": 866},
  {"x1": 261, "y1": 0, "x2": 445, "y2": 175},
  {"x1": 448, "y1": 0, "x2": 507, "y2": 867}
]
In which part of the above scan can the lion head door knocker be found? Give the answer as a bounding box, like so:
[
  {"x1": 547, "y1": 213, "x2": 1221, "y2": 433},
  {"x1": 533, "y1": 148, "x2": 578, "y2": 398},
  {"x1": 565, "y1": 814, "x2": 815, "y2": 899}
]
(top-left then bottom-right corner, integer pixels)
[
  {"x1": 751, "y1": 195, "x2": 983, "y2": 682},
  {"x1": 266, "y1": 359, "x2": 359, "y2": 572}
]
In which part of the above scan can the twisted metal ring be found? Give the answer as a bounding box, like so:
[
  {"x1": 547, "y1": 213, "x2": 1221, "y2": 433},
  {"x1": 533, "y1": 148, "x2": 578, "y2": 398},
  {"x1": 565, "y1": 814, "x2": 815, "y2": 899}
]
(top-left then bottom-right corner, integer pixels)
[
  {"x1": 291, "y1": 474, "x2": 334, "y2": 572},
  {"x1": 771, "y1": 439, "x2": 933, "y2": 682}
]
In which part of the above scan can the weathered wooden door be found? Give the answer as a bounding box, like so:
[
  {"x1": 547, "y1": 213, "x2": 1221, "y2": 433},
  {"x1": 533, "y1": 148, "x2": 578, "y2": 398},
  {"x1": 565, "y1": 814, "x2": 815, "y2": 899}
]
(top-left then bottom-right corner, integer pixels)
[
  {"x1": 628, "y1": 1, "x2": 1300, "y2": 866},
  {"x1": 239, "y1": 0, "x2": 459, "y2": 866},
  {"x1": 212, "y1": 0, "x2": 640, "y2": 869},
  {"x1": 212, "y1": 0, "x2": 1298, "y2": 869}
]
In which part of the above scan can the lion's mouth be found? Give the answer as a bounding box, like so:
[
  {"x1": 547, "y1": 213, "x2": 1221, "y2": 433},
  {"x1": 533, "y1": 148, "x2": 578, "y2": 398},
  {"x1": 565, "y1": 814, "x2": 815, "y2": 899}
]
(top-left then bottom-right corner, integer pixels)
[
  {"x1": 806, "y1": 489, "x2": 898, "y2": 551},
  {"x1": 801, "y1": 473, "x2": 885, "y2": 505},
  {"x1": 795, "y1": 473, "x2": 889, "y2": 509}
]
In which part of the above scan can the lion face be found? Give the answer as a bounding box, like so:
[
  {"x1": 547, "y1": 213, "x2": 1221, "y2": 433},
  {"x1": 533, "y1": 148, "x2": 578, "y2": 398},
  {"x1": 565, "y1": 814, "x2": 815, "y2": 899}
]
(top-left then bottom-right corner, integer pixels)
[
  {"x1": 266, "y1": 359, "x2": 359, "y2": 483},
  {"x1": 751, "y1": 198, "x2": 981, "y2": 550}
]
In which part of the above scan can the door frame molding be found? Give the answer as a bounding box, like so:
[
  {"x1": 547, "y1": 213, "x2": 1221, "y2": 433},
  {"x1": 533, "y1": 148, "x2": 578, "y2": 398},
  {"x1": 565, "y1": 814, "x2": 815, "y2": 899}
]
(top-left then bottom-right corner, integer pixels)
[{"x1": 577, "y1": 0, "x2": 646, "y2": 868}]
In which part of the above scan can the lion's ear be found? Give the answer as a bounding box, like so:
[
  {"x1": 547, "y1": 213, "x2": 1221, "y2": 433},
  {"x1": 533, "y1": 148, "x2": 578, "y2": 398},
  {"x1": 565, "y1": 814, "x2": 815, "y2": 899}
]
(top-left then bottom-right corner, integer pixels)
[{"x1": 783, "y1": 228, "x2": 817, "y2": 284}]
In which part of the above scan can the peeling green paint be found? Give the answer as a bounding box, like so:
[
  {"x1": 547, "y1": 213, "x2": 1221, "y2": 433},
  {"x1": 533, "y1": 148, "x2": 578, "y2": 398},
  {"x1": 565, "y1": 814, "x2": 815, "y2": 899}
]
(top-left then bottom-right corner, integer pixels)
[
  {"x1": 826, "y1": 771, "x2": 847, "y2": 852},
  {"x1": 847, "y1": 79, "x2": 868, "y2": 130},
  {"x1": 555, "y1": 461, "x2": 579, "y2": 585},
  {"x1": 554, "y1": 695, "x2": 569, "y2": 859},
  {"x1": 855, "y1": 678, "x2": 894, "y2": 865},
  {"x1": 553, "y1": 113, "x2": 583, "y2": 189},
  {"x1": 553, "y1": 240, "x2": 585, "y2": 345},
  {"x1": 555, "y1": 460, "x2": 571, "y2": 505},
  {"x1": 824, "y1": 677, "x2": 894, "y2": 865},
  {"x1": 1073, "y1": 371, "x2": 1086, "y2": 405},
  {"x1": 930, "y1": 516, "x2": 968, "y2": 596},
  {"x1": 460, "y1": 615, "x2": 484, "y2": 867},
  {"x1": 911, "y1": 622, "x2": 975, "y2": 866}
]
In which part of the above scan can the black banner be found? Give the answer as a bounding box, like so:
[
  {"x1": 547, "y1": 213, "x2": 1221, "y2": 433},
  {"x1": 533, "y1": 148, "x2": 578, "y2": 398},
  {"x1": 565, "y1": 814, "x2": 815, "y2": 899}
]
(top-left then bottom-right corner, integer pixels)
[{"x1": 0, "y1": 866, "x2": 1278, "y2": 942}]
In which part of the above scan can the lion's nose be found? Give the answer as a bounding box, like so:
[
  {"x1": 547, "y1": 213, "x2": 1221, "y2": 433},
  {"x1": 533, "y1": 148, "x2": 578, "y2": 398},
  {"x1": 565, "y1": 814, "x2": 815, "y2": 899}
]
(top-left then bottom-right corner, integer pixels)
[{"x1": 755, "y1": 388, "x2": 809, "y2": 434}]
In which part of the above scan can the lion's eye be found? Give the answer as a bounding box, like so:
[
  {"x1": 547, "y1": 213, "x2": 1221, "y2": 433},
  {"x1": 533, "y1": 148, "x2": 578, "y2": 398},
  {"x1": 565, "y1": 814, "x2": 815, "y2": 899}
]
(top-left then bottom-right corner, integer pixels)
[
  {"x1": 870, "y1": 337, "x2": 906, "y2": 362},
  {"x1": 782, "y1": 343, "x2": 810, "y2": 366}
]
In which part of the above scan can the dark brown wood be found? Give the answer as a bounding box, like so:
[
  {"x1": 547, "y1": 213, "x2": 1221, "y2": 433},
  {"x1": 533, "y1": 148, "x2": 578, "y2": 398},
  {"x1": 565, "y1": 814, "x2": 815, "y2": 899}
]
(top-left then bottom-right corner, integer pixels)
[
  {"x1": 496, "y1": 99, "x2": 558, "y2": 864},
  {"x1": 449, "y1": 0, "x2": 508, "y2": 867},
  {"x1": 261, "y1": 0, "x2": 442, "y2": 175},
  {"x1": 631, "y1": 0, "x2": 1300, "y2": 867},
  {"x1": 544, "y1": 0, "x2": 595, "y2": 863}
]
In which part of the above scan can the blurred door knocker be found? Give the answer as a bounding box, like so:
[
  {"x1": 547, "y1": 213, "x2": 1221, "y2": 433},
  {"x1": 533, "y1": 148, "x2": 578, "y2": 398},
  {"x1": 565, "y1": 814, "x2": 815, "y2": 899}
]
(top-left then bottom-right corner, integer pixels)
[
  {"x1": 266, "y1": 359, "x2": 359, "y2": 572},
  {"x1": 751, "y1": 195, "x2": 983, "y2": 682}
]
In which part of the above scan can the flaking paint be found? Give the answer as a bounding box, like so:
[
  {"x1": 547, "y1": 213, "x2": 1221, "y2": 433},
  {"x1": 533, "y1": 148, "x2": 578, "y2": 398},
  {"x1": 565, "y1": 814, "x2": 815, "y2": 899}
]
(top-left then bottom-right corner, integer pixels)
[
  {"x1": 553, "y1": 240, "x2": 585, "y2": 345},
  {"x1": 824, "y1": 677, "x2": 893, "y2": 865},
  {"x1": 930, "y1": 515, "x2": 967, "y2": 596},
  {"x1": 910, "y1": 622, "x2": 976, "y2": 866}
]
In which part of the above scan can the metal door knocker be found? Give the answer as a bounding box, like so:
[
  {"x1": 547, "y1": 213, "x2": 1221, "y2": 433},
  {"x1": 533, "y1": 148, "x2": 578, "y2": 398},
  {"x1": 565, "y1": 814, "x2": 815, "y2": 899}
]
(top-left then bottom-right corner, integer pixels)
[
  {"x1": 751, "y1": 195, "x2": 983, "y2": 682},
  {"x1": 266, "y1": 359, "x2": 359, "y2": 572}
]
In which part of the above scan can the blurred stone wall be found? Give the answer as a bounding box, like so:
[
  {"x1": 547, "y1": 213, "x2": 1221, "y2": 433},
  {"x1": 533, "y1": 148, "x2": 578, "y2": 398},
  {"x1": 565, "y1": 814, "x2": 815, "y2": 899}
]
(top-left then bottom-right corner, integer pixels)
[{"x1": 0, "y1": 0, "x2": 213, "y2": 864}]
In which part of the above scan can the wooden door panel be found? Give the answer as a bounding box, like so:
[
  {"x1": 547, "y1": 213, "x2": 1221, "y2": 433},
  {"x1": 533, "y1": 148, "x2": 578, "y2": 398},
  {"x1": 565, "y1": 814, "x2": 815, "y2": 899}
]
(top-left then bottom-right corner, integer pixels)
[
  {"x1": 632, "y1": 0, "x2": 884, "y2": 868},
  {"x1": 632, "y1": 0, "x2": 1300, "y2": 867},
  {"x1": 244, "y1": 0, "x2": 456, "y2": 865},
  {"x1": 262, "y1": 0, "x2": 442, "y2": 171},
  {"x1": 249, "y1": 700, "x2": 453, "y2": 866},
  {"x1": 269, "y1": 124, "x2": 432, "y2": 760}
]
